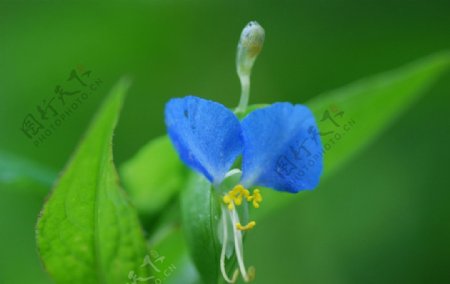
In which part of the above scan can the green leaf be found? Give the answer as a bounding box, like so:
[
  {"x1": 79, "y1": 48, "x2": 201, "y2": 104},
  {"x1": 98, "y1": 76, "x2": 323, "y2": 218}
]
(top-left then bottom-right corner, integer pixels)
[
  {"x1": 36, "y1": 79, "x2": 151, "y2": 284},
  {"x1": 180, "y1": 172, "x2": 222, "y2": 284},
  {"x1": 256, "y1": 51, "x2": 450, "y2": 218},
  {"x1": 121, "y1": 136, "x2": 187, "y2": 219}
]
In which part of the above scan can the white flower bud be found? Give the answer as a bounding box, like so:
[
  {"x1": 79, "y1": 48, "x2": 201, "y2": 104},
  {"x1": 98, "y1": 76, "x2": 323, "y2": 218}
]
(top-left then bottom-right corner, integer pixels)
[
  {"x1": 235, "y1": 21, "x2": 265, "y2": 114},
  {"x1": 236, "y1": 21, "x2": 265, "y2": 77}
]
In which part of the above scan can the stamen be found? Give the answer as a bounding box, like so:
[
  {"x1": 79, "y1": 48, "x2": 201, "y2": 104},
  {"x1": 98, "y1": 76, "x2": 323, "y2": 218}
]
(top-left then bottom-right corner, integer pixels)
[
  {"x1": 223, "y1": 195, "x2": 234, "y2": 210},
  {"x1": 221, "y1": 184, "x2": 260, "y2": 282},
  {"x1": 236, "y1": 221, "x2": 256, "y2": 231},
  {"x1": 223, "y1": 184, "x2": 250, "y2": 210},
  {"x1": 229, "y1": 207, "x2": 249, "y2": 281},
  {"x1": 220, "y1": 206, "x2": 240, "y2": 283},
  {"x1": 223, "y1": 184, "x2": 253, "y2": 210},
  {"x1": 247, "y1": 189, "x2": 263, "y2": 208}
]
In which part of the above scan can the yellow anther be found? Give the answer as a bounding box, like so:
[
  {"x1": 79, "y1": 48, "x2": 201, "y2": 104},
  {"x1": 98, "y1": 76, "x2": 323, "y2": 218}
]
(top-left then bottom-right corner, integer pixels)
[
  {"x1": 223, "y1": 195, "x2": 232, "y2": 203},
  {"x1": 248, "y1": 189, "x2": 262, "y2": 209},
  {"x1": 223, "y1": 184, "x2": 253, "y2": 210},
  {"x1": 253, "y1": 189, "x2": 262, "y2": 201},
  {"x1": 236, "y1": 221, "x2": 256, "y2": 231},
  {"x1": 235, "y1": 195, "x2": 243, "y2": 206},
  {"x1": 223, "y1": 194, "x2": 233, "y2": 211},
  {"x1": 231, "y1": 184, "x2": 244, "y2": 195}
]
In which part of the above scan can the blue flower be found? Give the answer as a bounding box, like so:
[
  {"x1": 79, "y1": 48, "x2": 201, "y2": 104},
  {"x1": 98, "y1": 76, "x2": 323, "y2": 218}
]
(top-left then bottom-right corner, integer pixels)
[
  {"x1": 165, "y1": 95, "x2": 323, "y2": 283},
  {"x1": 165, "y1": 95, "x2": 323, "y2": 193},
  {"x1": 164, "y1": 21, "x2": 323, "y2": 284}
]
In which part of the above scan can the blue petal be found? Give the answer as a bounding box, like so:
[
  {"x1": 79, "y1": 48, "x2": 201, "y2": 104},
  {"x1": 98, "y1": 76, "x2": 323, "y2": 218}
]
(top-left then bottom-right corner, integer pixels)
[
  {"x1": 241, "y1": 103, "x2": 323, "y2": 193},
  {"x1": 165, "y1": 96, "x2": 243, "y2": 184}
]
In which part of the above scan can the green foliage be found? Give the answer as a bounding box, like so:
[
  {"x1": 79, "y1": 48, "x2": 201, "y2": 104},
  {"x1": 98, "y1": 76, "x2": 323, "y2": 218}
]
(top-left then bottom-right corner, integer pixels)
[
  {"x1": 311, "y1": 52, "x2": 450, "y2": 177},
  {"x1": 121, "y1": 136, "x2": 187, "y2": 219},
  {"x1": 180, "y1": 173, "x2": 222, "y2": 284},
  {"x1": 255, "y1": 52, "x2": 450, "y2": 218},
  {"x1": 36, "y1": 79, "x2": 151, "y2": 284}
]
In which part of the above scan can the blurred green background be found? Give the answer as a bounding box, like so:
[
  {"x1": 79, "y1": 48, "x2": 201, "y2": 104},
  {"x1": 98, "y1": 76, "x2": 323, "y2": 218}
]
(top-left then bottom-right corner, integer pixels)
[{"x1": 1, "y1": 0, "x2": 449, "y2": 283}]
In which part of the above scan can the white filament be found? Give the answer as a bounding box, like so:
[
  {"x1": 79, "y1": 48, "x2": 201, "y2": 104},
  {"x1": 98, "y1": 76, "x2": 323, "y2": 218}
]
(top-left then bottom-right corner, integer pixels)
[
  {"x1": 220, "y1": 206, "x2": 238, "y2": 283},
  {"x1": 229, "y1": 205, "x2": 249, "y2": 282}
]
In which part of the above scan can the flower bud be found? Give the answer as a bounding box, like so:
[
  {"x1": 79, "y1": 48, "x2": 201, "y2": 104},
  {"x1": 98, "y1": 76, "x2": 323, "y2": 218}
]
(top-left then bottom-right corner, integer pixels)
[
  {"x1": 235, "y1": 21, "x2": 265, "y2": 114},
  {"x1": 236, "y1": 21, "x2": 265, "y2": 77}
]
